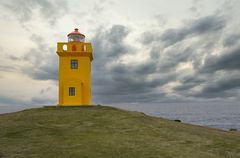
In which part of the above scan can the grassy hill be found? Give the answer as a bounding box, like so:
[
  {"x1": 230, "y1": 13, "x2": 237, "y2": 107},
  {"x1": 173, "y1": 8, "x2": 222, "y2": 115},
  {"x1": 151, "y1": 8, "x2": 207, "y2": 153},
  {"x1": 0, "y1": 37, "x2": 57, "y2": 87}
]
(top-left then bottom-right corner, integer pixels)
[{"x1": 0, "y1": 106, "x2": 239, "y2": 158}]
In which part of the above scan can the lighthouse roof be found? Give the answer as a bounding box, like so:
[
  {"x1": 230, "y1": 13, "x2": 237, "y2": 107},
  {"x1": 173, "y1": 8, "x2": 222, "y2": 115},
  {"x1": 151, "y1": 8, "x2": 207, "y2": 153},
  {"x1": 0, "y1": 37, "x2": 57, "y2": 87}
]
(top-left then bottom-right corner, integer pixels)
[{"x1": 67, "y1": 28, "x2": 85, "y2": 37}]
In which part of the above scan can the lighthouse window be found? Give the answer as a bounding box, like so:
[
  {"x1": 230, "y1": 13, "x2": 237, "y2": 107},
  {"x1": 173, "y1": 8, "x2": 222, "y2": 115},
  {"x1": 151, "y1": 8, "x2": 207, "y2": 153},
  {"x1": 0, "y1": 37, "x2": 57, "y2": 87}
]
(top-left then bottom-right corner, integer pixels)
[
  {"x1": 71, "y1": 59, "x2": 78, "y2": 69},
  {"x1": 62, "y1": 44, "x2": 68, "y2": 51},
  {"x1": 69, "y1": 87, "x2": 75, "y2": 96}
]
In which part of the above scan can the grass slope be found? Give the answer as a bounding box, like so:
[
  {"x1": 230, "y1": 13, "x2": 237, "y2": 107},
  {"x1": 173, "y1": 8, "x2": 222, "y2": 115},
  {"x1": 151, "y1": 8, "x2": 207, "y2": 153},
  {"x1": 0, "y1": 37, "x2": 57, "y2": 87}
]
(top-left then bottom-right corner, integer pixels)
[{"x1": 0, "y1": 106, "x2": 239, "y2": 158}]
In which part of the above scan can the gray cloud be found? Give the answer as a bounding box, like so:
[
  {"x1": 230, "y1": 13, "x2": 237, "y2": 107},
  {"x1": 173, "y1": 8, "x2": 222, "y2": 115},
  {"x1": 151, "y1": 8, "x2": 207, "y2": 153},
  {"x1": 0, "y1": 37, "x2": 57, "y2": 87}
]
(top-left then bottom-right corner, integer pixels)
[
  {"x1": 175, "y1": 75, "x2": 205, "y2": 92},
  {"x1": 223, "y1": 34, "x2": 240, "y2": 47},
  {"x1": 173, "y1": 48, "x2": 240, "y2": 98},
  {"x1": 5, "y1": 14, "x2": 240, "y2": 105},
  {"x1": 1, "y1": 0, "x2": 240, "y2": 107},
  {"x1": 22, "y1": 51, "x2": 58, "y2": 80},
  {"x1": 92, "y1": 25, "x2": 131, "y2": 58},
  {"x1": 189, "y1": 15, "x2": 225, "y2": 34},
  {"x1": 0, "y1": 65, "x2": 16, "y2": 72},
  {"x1": 0, "y1": 95, "x2": 26, "y2": 106},
  {"x1": 154, "y1": 14, "x2": 167, "y2": 26},
  {"x1": 0, "y1": 93, "x2": 55, "y2": 106},
  {"x1": 8, "y1": 34, "x2": 58, "y2": 80},
  {"x1": 91, "y1": 25, "x2": 180, "y2": 104},
  {"x1": 141, "y1": 15, "x2": 226, "y2": 47},
  {"x1": 31, "y1": 96, "x2": 55, "y2": 105},
  {"x1": 138, "y1": 13, "x2": 240, "y2": 101},
  {"x1": 202, "y1": 46, "x2": 240, "y2": 72},
  {"x1": 1, "y1": 0, "x2": 68, "y2": 25},
  {"x1": 157, "y1": 47, "x2": 194, "y2": 72},
  {"x1": 191, "y1": 75, "x2": 240, "y2": 98},
  {"x1": 173, "y1": 43, "x2": 240, "y2": 98}
]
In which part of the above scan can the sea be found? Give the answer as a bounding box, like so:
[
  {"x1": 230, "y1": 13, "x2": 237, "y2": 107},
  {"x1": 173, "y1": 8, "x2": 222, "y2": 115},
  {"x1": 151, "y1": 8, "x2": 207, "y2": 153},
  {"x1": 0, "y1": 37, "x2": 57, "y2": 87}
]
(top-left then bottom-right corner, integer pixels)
[
  {"x1": 112, "y1": 102, "x2": 240, "y2": 131},
  {"x1": 0, "y1": 102, "x2": 239, "y2": 131}
]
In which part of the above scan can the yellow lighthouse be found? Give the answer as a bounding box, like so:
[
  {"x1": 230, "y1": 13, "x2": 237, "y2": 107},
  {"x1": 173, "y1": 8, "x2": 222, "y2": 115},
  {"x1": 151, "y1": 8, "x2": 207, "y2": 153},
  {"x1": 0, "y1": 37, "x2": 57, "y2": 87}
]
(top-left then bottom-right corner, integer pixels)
[{"x1": 56, "y1": 28, "x2": 93, "y2": 106}]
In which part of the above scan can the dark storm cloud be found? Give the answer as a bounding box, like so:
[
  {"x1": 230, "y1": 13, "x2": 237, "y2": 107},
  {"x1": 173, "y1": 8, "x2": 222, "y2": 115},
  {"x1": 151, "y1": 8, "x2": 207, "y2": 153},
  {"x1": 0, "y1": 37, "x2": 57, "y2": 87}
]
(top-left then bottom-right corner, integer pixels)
[
  {"x1": 202, "y1": 46, "x2": 240, "y2": 72},
  {"x1": 92, "y1": 25, "x2": 131, "y2": 59},
  {"x1": 91, "y1": 25, "x2": 132, "y2": 79},
  {"x1": 192, "y1": 76, "x2": 240, "y2": 98},
  {"x1": 138, "y1": 13, "x2": 240, "y2": 101},
  {"x1": 1, "y1": 0, "x2": 68, "y2": 25},
  {"x1": 141, "y1": 15, "x2": 226, "y2": 47},
  {"x1": 91, "y1": 25, "x2": 139, "y2": 100},
  {"x1": 157, "y1": 47, "x2": 194, "y2": 72},
  {"x1": 90, "y1": 25, "x2": 135, "y2": 103},
  {"x1": 173, "y1": 43, "x2": 240, "y2": 98},
  {"x1": 160, "y1": 28, "x2": 189, "y2": 47},
  {"x1": 174, "y1": 75, "x2": 206, "y2": 91},
  {"x1": 189, "y1": 15, "x2": 225, "y2": 34},
  {"x1": 91, "y1": 25, "x2": 175, "y2": 104},
  {"x1": 173, "y1": 44, "x2": 240, "y2": 97}
]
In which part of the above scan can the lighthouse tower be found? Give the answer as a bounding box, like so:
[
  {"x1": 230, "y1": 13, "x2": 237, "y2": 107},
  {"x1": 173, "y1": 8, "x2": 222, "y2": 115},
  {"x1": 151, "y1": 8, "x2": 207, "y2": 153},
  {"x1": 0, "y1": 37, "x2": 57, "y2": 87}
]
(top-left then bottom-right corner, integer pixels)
[{"x1": 56, "y1": 28, "x2": 93, "y2": 106}]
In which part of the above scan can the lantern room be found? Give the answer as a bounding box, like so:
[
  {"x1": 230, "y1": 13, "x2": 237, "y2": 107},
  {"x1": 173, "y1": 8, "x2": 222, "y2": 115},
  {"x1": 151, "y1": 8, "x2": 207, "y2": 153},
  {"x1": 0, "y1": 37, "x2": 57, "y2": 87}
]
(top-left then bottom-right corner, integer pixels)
[{"x1": 68, "y1": 28, "x2": 85, "y2": 42}]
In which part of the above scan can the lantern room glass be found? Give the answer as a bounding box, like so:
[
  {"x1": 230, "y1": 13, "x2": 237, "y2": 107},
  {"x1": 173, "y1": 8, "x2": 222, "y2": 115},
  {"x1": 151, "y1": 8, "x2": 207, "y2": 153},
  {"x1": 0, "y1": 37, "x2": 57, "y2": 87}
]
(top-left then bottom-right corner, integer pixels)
[{"x1": 68, "y1": 34, "x2": 85, "y2": 42}]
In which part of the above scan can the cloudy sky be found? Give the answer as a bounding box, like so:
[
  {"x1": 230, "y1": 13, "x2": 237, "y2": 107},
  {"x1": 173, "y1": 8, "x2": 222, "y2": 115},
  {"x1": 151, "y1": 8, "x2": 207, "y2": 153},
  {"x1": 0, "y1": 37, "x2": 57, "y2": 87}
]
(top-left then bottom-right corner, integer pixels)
[{"x1": 0, "y1": 0, "x2": 240, "y2": 107}]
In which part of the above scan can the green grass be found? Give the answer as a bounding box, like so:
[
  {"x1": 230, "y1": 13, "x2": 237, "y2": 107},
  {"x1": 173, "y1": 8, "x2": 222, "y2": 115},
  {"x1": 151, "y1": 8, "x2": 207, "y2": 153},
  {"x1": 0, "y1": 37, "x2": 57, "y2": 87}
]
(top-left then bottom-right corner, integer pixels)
[{"x1": 0, "y1": 105, "x2": 239, "y2": 158}]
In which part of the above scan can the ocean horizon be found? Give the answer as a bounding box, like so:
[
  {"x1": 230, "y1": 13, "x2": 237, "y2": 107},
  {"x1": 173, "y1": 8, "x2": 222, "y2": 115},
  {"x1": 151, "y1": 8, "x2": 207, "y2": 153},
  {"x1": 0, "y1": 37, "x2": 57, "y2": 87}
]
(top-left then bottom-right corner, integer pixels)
[{"x1": 0, "y1": 102, "x2": 239, "y2": 131}]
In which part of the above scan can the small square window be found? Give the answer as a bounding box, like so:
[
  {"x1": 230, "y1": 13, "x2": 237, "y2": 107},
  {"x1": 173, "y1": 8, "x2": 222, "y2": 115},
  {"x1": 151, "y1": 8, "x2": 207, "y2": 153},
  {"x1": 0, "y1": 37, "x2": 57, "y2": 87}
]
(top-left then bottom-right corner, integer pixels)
[
  {"x1": 69, "y1": 87, "x2": 75, "y2": 96},
  {"x1": 71, "y1": 60, "x2": 78, "y2": 69}
]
